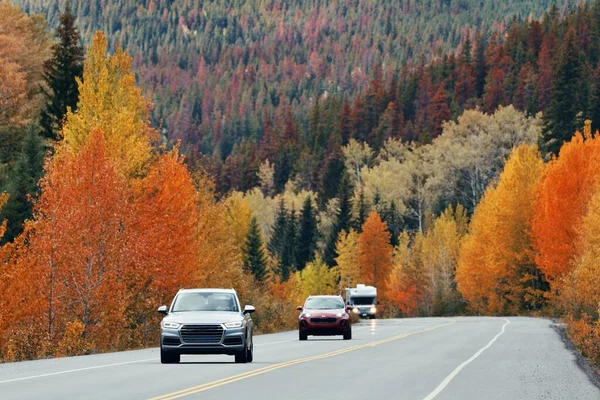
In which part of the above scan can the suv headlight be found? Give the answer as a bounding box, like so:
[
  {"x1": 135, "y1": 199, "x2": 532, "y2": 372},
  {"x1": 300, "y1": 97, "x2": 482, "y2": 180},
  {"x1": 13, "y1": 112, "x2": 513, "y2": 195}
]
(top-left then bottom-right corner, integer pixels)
[
  {"x1": 336, "y1": 312, "x2": 345, "y2": 317},
  {"x1": 224, "y1": 321, "x2": 244, "y2": 328},
  {"x1": 370, "y1": 307, "x2": 377, "y2": 313},
  {"x1": 162, "y1": 321, "x2": 181, "y2": 329}
]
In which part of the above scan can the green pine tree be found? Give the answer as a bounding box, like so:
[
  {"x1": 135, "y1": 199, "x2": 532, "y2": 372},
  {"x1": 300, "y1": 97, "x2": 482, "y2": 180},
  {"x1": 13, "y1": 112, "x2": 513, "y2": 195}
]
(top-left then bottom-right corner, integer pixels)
[
  {"x1": 382, "y1": 201, "x2": 402, "y2": 247},
  {"x1": 280, "y1": 207, "x2": 298, "y2": 281},
  {"x1": 323, "y1": 172, "x2": 353, "y2": 266},
  {"x1": 353, "y1": 185, "x2": 369, "y2": 231},
  {"x1": 296, "y1": 196, "x2": 319, "y2": 271},
  {"x1": 268, "y1": 198, "x2": 287, "y2": 258},
  {"x1": 542, "y1": 29, "x2": 584, "y2": 155},
  {"x1": 40, "y1": 1, "x2": 84, "y2": 142},
  {"x1": 1, "y1": 126, "x2": 45, "y2": 243},
  {"x1": 242, "y1": 217, "x2": 268, "y2": 282}
]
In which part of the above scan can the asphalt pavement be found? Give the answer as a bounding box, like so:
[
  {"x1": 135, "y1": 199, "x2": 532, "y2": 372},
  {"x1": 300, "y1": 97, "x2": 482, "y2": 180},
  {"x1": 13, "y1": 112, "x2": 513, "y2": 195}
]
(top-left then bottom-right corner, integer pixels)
[{"x1": 0, "y1": 317, "x2": 598, "y2": 400}]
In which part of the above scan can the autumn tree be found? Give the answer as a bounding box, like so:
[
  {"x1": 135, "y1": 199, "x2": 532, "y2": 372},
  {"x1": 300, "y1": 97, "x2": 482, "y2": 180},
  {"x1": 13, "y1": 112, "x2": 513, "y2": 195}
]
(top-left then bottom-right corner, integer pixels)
[
  {"x1": 335, "y1": 229, "x2": 361, "y2": 288},
  {"x1": 243, "y1": 217, "x2": 269, "y2": 282},
  {"x1": 223, "y1": 192, "x2": 254, "y2": 250},
  {"x1": 532, "y1": 122, "x2": 600, "y2": 283},
  {"x1": 62, "y1": 32, "x2": 155, "y2": 176},
  {"x1": 420, "y1": 205, "x2": 467, "y2": 315},
  {"x1": 457, "y1": 145, "x2": 547, "y2": 314},
  {"x1": 0, "y1": 3, "x2": 51, "y2": 133},
  {"x1": 358, "y1": 211, "x2": 393, "y2": 299},
  {"x1": 298, "y1": 256, "x2": 340, "y2": 297},
  {"x1": 40, "y1": 2, "x2": 84, "y2": 141}
]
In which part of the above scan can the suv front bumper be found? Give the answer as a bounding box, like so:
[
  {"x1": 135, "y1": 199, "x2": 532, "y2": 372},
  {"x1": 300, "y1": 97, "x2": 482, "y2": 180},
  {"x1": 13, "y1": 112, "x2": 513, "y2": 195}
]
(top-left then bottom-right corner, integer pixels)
[{"x1": 161, "y1": 325, "x2": 246, "y2": 355}]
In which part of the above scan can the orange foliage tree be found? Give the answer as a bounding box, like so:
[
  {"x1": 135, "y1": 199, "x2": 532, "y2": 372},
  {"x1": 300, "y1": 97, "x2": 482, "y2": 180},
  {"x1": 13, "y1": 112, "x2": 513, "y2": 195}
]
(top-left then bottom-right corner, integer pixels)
[
  {"x1": 0, "y1": 132, "x2": 201, "y2": 359},
  {"x1": 457, "y1": 144, "x2": 546, "y2": 314},
  {"x1": 532, "y1": 121, "x2": 600, "y2": 284},
  {"x1": 358, "y1": 211, "x2": 393, "y2": 301}
]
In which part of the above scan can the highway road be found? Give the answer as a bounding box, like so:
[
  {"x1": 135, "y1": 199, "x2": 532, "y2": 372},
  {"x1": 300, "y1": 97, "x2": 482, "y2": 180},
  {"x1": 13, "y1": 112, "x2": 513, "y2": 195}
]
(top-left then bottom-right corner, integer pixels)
[{"x1": 0, "y1": 317, "x2": 598, "y2": 400}]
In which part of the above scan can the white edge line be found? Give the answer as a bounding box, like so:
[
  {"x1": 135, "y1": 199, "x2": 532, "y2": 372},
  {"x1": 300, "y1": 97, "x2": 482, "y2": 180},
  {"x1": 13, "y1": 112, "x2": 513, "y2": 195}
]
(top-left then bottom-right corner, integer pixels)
[
  {"x1": 422, "y1": 318, "x2": 511, "y2": 400},
  {"x1": 0, "y1": 357, "x2": 159, "y2": 385},
  {"x1": 0, "y1": 321, "x2": 388, "y2": 385}
]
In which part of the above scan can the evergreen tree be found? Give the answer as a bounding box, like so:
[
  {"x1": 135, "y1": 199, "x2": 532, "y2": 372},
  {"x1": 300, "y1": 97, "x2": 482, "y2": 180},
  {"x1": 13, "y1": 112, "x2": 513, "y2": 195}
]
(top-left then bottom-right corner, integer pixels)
[
  {"x1": 353, "y1": 185, "x2": 369, "y2": 231},
  {"x1": 590, "y1": 65, "x2": 600, "y2": 134},
  {"x1": 1, "y1": 126, "x2": 45, "y2": 243},
  {"x1": 296, "y1": 196, "x2": 319, "y2": 270},
  {"x1": 382, "y1": 201, "x2": 402, "y2": 247},
  {"x1": 542, "y1": 29, "x2": 583, "y2": 155},
  {"x1": 280, "y1": 207, "x2": 298, "y2": 280},
  {"x1": 242, "y1": 217, "x2": 268, "y2": 282},
  {"x1": 318, "y1": 152, "x2": 345, "y2": 208},
  {"x1": 323, "y1": 172, "x2": 353, "y2": 266},
  {"x1": 268, "y1": 198, "x2": 287, "y2": 257},
  {"x1": 40, "y1": 2, "x2": 84, "y2": 141}
]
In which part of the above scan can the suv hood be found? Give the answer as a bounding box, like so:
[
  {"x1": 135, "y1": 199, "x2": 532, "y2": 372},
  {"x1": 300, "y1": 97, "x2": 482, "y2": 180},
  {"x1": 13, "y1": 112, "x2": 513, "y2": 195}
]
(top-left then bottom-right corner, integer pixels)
[{"x1": 164, "y1": 311, "x2": 243, "y2": 325}]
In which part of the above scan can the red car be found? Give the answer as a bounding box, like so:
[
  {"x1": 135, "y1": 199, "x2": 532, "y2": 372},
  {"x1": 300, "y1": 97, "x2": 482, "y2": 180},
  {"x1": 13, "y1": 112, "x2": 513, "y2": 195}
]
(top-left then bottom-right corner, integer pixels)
[{"x1": 297, "y1": 295, "x2": 352, "y2": 341}]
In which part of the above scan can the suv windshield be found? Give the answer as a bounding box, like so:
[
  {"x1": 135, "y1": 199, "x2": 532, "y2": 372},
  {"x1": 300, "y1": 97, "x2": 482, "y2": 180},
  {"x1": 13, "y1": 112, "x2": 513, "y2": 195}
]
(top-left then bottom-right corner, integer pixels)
[
  {"x1": 172, "y1": 292, "x2": 239, "y2": 312},
  {"x1": 305, "y1": 297, "x2": 344, "y2": 310},
  {"x1": 351, "y1": 296, "x2": 375, "y2": 305}
]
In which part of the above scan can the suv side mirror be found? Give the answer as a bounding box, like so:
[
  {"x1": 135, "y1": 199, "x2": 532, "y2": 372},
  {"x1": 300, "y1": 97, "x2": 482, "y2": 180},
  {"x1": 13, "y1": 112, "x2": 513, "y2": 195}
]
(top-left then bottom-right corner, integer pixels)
[
  {"x1": 296, "y1": 306, "x2": 303, "y2": 311},
  {"x1": 243, "y1": 305, "x2": 256, "y2": 314},
  {"x1": 377, "y1": 301, "x2": 380, "y2": 305},
  {"x1": 346, "y1": 306, "x2": 354, "y2": 312},
  {"x1": 157, "y1": 305, "x2": 168, "y2": 315}
]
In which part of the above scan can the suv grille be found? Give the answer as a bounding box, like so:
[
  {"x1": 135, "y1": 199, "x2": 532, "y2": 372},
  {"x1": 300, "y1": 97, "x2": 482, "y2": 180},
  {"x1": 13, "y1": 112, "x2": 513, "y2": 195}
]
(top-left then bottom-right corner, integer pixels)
[
  {"x1": 310, "y1": 317, "x2": 337, "y2": 323},
  {"x1": 180, "y1": 324, "x2": 224, "y2": 344}
]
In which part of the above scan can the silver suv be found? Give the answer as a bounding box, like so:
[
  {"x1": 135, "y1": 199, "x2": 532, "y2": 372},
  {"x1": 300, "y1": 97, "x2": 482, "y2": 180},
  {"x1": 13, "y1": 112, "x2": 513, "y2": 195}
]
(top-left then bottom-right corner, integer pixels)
[{"x1": 158, "y1": 288, "x2": 255, "y2": 364}]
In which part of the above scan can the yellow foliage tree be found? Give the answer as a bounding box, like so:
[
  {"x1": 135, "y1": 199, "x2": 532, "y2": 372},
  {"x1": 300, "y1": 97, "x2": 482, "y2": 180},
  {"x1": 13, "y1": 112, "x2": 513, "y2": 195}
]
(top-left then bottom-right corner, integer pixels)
[
  {"x1": 420, "y1": 205, "x2": 466, "y2": 315},
  {"x1": 223, "y1": 191, "x2": 254, "y2": 250},
  {"x1": 62, "y1": 32, "x2": 155, "y2": 176},
  {"x1": 298, "y1": 256, "x2": 340, "y2": 297},
  {"x1": 335, "y1": 229, "x2": 361, "y2": 288},
  {"x1": 388, "y1": 232, "x2": 428, "y2": 316},
  {"x1": 457, "y1": 144, "x2": 546, "y2": 314}
]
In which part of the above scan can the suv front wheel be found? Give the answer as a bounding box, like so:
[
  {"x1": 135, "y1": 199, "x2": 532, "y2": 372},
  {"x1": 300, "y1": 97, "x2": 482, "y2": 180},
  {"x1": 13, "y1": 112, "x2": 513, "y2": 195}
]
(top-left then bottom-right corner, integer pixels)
[
  {"x1": 160, "y1": 347, "x2": 180, "y2": 364},
  {"x1": 235, "y1": 343, "x2": 249, "y2": 363}
]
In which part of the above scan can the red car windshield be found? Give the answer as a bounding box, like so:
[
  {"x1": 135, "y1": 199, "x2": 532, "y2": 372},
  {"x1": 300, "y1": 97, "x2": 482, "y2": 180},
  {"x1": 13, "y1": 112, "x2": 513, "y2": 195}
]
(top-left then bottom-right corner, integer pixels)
[{"x1": 305, "y1": 297, "x2": 344, "y2": 310}]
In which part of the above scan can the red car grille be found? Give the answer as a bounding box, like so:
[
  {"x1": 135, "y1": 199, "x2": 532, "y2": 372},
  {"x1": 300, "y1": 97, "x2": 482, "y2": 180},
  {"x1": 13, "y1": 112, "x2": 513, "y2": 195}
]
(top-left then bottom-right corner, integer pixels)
[{"x1": 310, "y1": 317, "x2": 337, "y2": 323}]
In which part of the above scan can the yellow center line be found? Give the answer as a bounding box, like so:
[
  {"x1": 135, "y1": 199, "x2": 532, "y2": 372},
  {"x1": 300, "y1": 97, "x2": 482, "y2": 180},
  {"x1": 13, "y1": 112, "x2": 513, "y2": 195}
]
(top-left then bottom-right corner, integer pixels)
[{"x1": 148, "y1": 320, "x2": 455, "y2": 400}]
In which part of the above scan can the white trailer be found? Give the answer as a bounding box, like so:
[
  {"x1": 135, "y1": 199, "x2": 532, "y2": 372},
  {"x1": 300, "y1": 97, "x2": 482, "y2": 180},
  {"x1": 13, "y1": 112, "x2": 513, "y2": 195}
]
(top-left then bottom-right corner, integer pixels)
[{"x1": 345, "y1": 284, "x2": 377, "y2": 319}]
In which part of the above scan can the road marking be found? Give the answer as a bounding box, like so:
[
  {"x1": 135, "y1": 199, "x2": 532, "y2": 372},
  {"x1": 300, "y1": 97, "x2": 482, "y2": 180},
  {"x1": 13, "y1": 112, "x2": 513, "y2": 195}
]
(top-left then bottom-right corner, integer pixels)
[
  {"x1": 0, "y1": 323, "x2": 397, "y2": 386},
  {"x1": 148, "y1": 320, "x2": 455, "y2": 400},
  {"x1": 423, "y1": 318, "x2": 511, "y2": 400},
  {"x1": 0, "y1": 357, "x2": 159, "y2": 385},
  {"x1": 255, "y1": 339, "x2": 293, "y2": 346}
]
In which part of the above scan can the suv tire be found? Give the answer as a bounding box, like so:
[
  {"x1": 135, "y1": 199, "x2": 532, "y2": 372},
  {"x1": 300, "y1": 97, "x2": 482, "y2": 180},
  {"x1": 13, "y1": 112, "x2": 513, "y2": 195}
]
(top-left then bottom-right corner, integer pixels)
[
  {"x1": 299, "y1": 331, "x2": 308, "y2": 341},
  {"x1": 246, "y1": 341, "x2": 254, "y2": 363},
  {"x1": 343, "y1": 329, "x2": 352, "y2": 340},
  {"x1": 235, "y1": 344, "x2": 248, "y2": 363},
  {"x1": 161, "y1": 347, "x2": 180, "y2": 364}
]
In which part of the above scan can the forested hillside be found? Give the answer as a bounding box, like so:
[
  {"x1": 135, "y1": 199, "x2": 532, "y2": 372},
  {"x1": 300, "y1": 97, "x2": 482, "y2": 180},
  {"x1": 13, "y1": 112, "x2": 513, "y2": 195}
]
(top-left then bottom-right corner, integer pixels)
[{"x1": 11, "y1": 0, "x2": 571, "y2": 189}]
